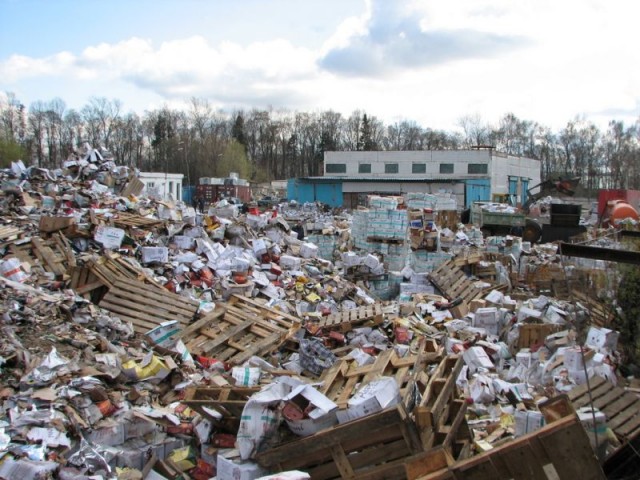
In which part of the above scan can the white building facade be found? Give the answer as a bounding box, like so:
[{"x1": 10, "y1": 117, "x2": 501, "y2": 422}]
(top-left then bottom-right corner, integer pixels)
[
  {"x1": 321, "y1": 149, "x2": 540, "y2": 208},
  {"x1": 138, "y1": 172, "x2": 184, "y2": 201}
]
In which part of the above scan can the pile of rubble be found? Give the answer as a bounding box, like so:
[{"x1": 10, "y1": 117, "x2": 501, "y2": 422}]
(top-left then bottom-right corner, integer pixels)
[{"x1": 0, "y1": 147, "x2": 635, "y2": 479}]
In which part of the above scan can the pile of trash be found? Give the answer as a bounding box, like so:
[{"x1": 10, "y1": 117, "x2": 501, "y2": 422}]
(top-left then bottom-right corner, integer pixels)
[{"x1": 0, "y1": 148, "x2": 632, "y2": 479}]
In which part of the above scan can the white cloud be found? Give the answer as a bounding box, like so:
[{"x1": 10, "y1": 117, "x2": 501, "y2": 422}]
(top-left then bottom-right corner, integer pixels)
[{"x1": 0, "y1": 0, "x2": 639, "y2": 130}]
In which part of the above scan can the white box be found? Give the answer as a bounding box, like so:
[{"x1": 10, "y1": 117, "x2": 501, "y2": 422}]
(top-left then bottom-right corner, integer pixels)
[
  {"x1": 514, "y1": 410, "x2": 545, "y2": 437},
  {"x1": 463, "y1": 346, "x2": 495, "y2": 373},
  {"x1": 217, "y1": 449, "x2": 267, "y2": 480},
  {"x1": 342, "y1": 252, "x2": 361, "y2": 267},
  {"x1": 336, "y1": 377, "x2": 400, "y2": 424},
  {"x1": 563, "y1": 346, "x2": 584, "y2": 371},
  {"x1": 146, "y1": 321, "x2": 180, "y2": 347},
  {"x1": 283, "y1": 385, "x2": 338, "y2": 436},
  {"x1": 253, "y1": 238, "x2": 268, "y2": 257},
  {"x1": 516, "y1": 349, "x2": 533, "y2": 369},
  {"x1": 586, "y1": 327, "x2": 619, "y2": 352},
  {"x1": 363, "y1": 254, "x2": 380, "y2": 269},
  {"x1": 473, "y1": 307, "x2": 498, "y2": 334},
  {"x1": 280, "y1": 255, "x2": 301, "y2": 270},
  {"x1": 173, "y1": 235, "x2": 195, "y2": 250},
  {"x1": 300, "y1": 242, "x2": 319, "y2": 259},
  {"x1": 517, "y1": 307, "x2": 542, "y2": 322},
  {"x1": 94, "y1": 226, "x2": 125, "y2": 249},
  {"x1": 140, "y1": 246, "x2": 168, "y2": 264}
]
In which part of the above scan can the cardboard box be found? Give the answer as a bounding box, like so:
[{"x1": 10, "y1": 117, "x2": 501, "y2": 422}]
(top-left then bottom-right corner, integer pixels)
[
  {"x1": 586, "y1": 327, "x2": 619, "y2": 352},
  {"x1": 141, "y1": 246, "x2": 169, "y2": 264},
  {"x1": 516, "y1": 349, "x2": 533, "y2": 369},
  {"x1": 300, "y1": 242, "x2": 319, "y2": 259},
  {"x1": 94, "y1": 226, "x2": 125, "y2": 249},
  {"x1": 469, "y1": 299, "x2": 487, "y2": 313},
  {"x1": 563, "y1": 346, "x2": 585, "y2": 371},
  {"x1": 282, "y1": 385, "x2": 338, "y2": 436},
  {"x1": 473, "y1": 307, "x2": 498, "y2": 334},
  {"x1": 518, "y1": 307, "x2": 543, "y2": 322},
  {"x1": 173, "y1": 235, "x2": 195, "y2": 249},
  {"x1": 217, "y1": 449, "x2": 267, "y2": 480},
  {"x1": 336, "y1": 377, "x2": 400, "y2": 424},
  {"x1": 280, "y1": 255, "x2": 301, "y2": 270},
  {"x1": 514, "y1": 410, "x2": 545, "y2": 437},
  {"x1": 146, "y1": 321, "x2": 180, "y2": 347},
  {"x1": 463, "y1": 346, "x2": 495, "y2": 373}
]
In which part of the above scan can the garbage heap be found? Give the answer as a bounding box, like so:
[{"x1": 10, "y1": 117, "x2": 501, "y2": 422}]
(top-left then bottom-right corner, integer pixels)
[{"x1": 0, "y1": 150, "x2": 632, "y2": 480}]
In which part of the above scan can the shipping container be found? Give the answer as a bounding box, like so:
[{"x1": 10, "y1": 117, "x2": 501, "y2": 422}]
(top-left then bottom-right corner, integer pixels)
[{"x1": 195, "y1": 184, "x2": 251, "y2": 203}]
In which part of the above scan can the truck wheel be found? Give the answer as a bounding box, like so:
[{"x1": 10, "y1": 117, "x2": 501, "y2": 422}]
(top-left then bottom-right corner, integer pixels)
[{"x1": 523, "y1": 219, "x2": 542, "y2": 243}]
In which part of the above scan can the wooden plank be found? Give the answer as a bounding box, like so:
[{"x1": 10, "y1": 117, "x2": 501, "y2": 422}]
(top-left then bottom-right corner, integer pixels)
[{"x1": 175, "y1": 308, "x2": 226, "y2": 340}]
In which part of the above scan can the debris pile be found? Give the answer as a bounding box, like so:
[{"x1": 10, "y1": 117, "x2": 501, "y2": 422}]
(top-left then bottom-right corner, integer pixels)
[{"x1": 0, "y1": 150, "x2": 634, "y2": 479}]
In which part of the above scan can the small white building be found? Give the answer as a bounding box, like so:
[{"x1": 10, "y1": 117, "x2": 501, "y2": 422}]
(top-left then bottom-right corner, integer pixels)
[{"x1": 138, "y1": 172, "x2": 184, "y2": 201}]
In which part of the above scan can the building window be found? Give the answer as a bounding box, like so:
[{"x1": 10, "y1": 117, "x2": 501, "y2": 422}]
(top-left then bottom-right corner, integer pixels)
[
  {"x1": 412, "y1": 163, "x2": 426, "y2": 174},
  {"x1": 468, "y1": 163, "x2": 488, "y2": 174},
  {"x1": 385, "y1": 163, "x2": 399, "y2": 174},
  {"x1": 326, "y1": 163, "x2": 347, "y2": 173},
  {"x1": 439, "y1": 163, "x2": 454, "y2": 174},
  {"x1": 359, "y1": 163, "x2": 371, "y2": 174},
  {"x1": 147, "y1": 182, "x2": 155, "y2": 188},
  {"x1": 169, "y1": 181, "x2": 174, "y2": 194}
]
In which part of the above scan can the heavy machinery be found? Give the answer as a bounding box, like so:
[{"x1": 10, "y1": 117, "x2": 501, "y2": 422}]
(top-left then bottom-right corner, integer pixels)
[
  {"x1": 465, "y1": 176, "x2": 585, "y2": 243},
  {"x1": 596, "y1": 189, "x2": 640, "y2": 227}
]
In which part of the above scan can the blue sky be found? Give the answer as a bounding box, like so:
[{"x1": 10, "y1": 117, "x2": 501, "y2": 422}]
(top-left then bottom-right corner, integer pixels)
[{"x1": 1, "y1": 0, "x2": 639, "y2": 131}]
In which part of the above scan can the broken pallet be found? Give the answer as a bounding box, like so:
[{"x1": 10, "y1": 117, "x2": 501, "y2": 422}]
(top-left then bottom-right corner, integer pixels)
[
  {"x1": 410, "y1": 415, "x2": 605, "y2": 480},
  {"x1": 180, "y1": 295, "x2": 300, "y2": 366},
  {"x1": 568, "y1": 376, "x2": 640, "y2": 442},
  {"x1": 414, "y1": 355, "x2": 467, "y2": 453},
  {"x1": 98, "y1": 277, "x2": 199, "y2": 334},
  {"x1": 256, "y1": 404, "x2": 423, "y2": 480},
  {"x1": 428, "y1": 260, "x2": 486, "y2": 304},
  {"x1": 316, "y1": 303, "x2": 384, "y2": 332},
  {"x1": 182, "y1": 386, "x2": 260, "y2": 422}
]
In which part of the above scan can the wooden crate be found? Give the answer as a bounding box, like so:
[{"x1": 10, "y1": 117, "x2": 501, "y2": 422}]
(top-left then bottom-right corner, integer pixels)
[
  {"x1": 571, "y1": 289, "x2": 614, "y2": 328},
  {"x1": 182, "y1": 386, "x2": 260, "y2": 421},
  {"x1": 8, "y1": 233, "x2": 75, "y2": 278},
  {"x1": 414, "y1": 355, "x2": 466, "y2": 451},
  {"x1": 568, "y1": 376, "x2": 640, "y2": 442},
  {"x1": 517, "y1": 323, "x2": 561, "y2": 349},
  {"x1": 317, "y1": 304, "x2": 384, "y2": 332},
  {"x1": 256, "y1": 404, "x2": 423, "y2": 480},
  {"x1": 410, "y1": 415, "x2": 605, "y2": 480},
  {"x1": 180, "y1": 295, "x2": 300, "y2": 366},
  {"x1": 98, "y1": 277, "x2": 199, "y2": 334}
]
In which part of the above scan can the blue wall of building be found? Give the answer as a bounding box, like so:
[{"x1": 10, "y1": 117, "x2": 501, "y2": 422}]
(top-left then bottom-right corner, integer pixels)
[
  {"x1": 288, "y1": 179, "x2": 343, "y2": 207},
  {"x1": 465, "y1": 179, "x2": 491, "y2": 207}
]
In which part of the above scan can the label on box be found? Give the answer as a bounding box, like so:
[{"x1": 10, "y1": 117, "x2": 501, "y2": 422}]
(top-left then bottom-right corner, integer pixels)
[{"x1": 94, "y1": 226, "x2": 125, "y2": 249}]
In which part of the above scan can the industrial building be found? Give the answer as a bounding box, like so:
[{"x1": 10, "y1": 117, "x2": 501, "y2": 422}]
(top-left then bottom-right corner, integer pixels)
[{"x1": 287, "y1": 148, "x2": 540, "y2": 208}]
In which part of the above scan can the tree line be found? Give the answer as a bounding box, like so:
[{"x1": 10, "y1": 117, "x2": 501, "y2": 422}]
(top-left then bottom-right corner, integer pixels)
[{"x1": 1, "y1": 92, "x2": 639, "y2": 192}]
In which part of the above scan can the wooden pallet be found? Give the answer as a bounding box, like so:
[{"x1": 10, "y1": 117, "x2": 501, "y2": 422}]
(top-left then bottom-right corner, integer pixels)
[
  {"x1": 571, "y1": 289, "x2": 614, "y2": 328},
  {"x1": 88, "y1": 251, "x2": 163, "y2": 289},
  {"x1": 256, "y1": 404, "x2": 423, "y2": 480},
  {"x1": 0, "y1": 225, "x2": 23, "y2": 244},
  {"x1": 415, "y1": 355, "x2": 466, "y2": 451},
  {"x1": 182, "y1": 386, "x2": 260, "y2": 422},
  {"x1": 8, "y1": 233, "x2": 75, "y2": 278},
  {"x1": 316, "y1": 304, "x2": 384, "y2": 332},
  {"x1": 180, "y1": 295, "x2": 300, "y2": 366},
  {"x1": 568, "y1": 376, "x2": 640, "y2": 442},
  {"x1": 96, "y1": 211, "x2": 166, "y2": 229},
  {"x1": 428, "y1": 260, "x2": 487, "y2": 304},
  {"x1": 319, "y1": 347, "x2": 438, "y2": 409},
  {"x1": 410, "y1": 415, "x2": 605, "y2": 480},
  {"x1": 98, "y1": 277, "x2": 199, "y2": 334}
]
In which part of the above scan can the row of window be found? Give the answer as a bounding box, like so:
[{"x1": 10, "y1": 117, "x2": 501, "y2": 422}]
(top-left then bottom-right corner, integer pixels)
[{"x1": 325, "y1": 163, "x2": 488, "y2": 175}]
